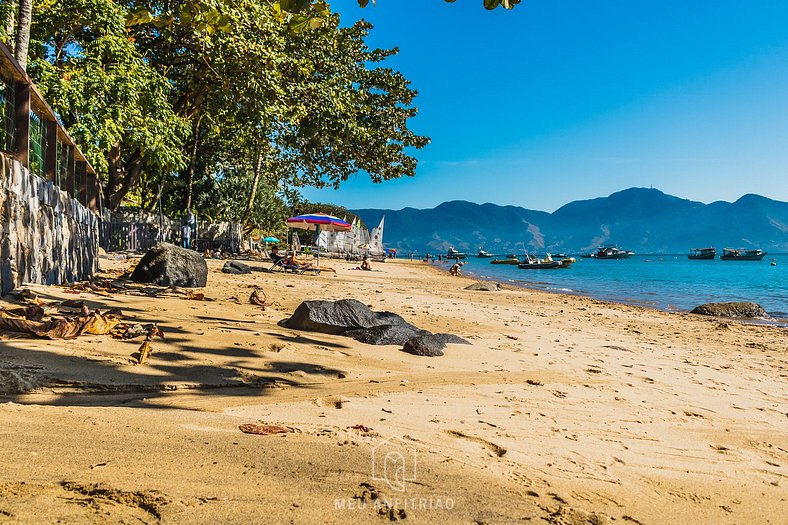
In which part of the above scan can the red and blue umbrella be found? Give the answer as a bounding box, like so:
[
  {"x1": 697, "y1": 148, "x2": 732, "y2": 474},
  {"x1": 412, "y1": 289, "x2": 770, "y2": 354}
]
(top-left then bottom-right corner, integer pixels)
[
  {"x1": 286, "y1": 213, "x2": 352, "y2": 265},
  {"x1": 286, "y1": 213, "x2": 352, "y2": 232}
]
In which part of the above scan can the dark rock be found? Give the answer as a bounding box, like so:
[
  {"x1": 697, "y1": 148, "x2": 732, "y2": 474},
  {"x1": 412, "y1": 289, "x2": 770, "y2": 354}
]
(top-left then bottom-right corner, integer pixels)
[
  {"x1": 346, "y1": 324, "x2": 431, "y2": 346},
  {"x1": 222, "y1": 260, "x2": 251, "y2": 274},
  {"x1": 130, "y1": 243, "x2": 208, "y2": 288},
  {"x1": 464, "y1": 281, "x2": 501, "y2": 291},
  {"x1": 401, "y1": 334, "x2": 447, "y2": 357},
  {"x1": 690, "y1": 301, "x2": 769, "y2": 319},
  {"x1": 433, "y1": 333, "x2": 471, "y2": 345},
  {"x1": 282, "y1": 299, "x2": 408, "y2": 335}
]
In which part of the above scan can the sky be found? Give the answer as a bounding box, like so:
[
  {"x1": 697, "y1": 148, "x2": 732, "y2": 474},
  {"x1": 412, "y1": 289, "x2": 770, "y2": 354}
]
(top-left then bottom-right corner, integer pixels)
[{"x1": 299, "y1": 0, "x2": 788, "y2": 212}]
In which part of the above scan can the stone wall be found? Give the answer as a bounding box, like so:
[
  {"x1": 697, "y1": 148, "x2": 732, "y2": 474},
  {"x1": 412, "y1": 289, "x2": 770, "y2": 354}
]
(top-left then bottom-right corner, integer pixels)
[{"x1": 0, "y1": 153, "x2": 99, "y2": 295}]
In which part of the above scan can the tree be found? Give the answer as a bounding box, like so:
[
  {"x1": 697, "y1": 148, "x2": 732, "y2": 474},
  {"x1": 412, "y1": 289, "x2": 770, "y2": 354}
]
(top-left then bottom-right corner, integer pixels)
[
  {"x1": 14, "y1": 0, "x2": 31, "y2": 68},
  {"x1": 30, "y1": 0, "x2": 189, "y2": 210},
  {"x1": 26, "y1": 0, "x2": 429, "y2": 228}
]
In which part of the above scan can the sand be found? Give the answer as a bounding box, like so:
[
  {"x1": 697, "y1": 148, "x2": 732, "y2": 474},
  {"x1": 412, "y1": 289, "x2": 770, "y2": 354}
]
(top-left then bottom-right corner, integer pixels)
[{"x1": 0, "y1": 256, "x2": 786, "y2": 524}]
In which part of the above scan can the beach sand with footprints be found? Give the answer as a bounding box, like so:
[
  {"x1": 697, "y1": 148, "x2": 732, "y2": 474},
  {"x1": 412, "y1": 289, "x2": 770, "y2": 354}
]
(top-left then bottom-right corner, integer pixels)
[{"x1": 0, "y1": 257, "x2": 786, "y2": 524}]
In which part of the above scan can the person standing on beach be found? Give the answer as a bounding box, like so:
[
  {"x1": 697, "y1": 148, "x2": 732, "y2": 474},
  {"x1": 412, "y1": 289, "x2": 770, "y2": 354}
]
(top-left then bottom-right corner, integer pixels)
[{"x1": 181, "y1": 222, "x2": 191, "y2": 249}]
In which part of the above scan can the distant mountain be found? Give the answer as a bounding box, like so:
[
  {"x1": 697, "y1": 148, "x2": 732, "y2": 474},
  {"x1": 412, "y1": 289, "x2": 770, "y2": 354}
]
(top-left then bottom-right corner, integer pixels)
[{"x1": 352, "y1": 188, "x2": 788, "y2": 254}]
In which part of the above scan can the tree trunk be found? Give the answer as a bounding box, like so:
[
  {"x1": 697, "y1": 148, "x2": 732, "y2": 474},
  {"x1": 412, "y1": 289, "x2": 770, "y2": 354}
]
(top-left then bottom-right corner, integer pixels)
[
  {"x1": 14, "y1": 0, "x2": 32, "y2": 69},
  {"x1": 240, "y1": 148, "x2": 264, "y2": 225},
  {"x1": 105, "y1": 142, "x2": 144, "y2": 211},
  {"x1": 184, "y1": 116, "x2": 201, "y2": 212}
]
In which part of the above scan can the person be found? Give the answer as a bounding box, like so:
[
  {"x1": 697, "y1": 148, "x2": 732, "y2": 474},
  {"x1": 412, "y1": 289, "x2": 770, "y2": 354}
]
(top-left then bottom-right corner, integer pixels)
[
  {"x1": 181, "y1": 223, "x2": 191, "y2": 249},
  {"x1": 270, "y1": 245, "x2": 285, "y2": 264},
  {"x1": 360, "y1": 256, "x2": 372, "y2": 271},
  {"x1": 449, "y1": 261, "x2": 464, "y2": 276}
]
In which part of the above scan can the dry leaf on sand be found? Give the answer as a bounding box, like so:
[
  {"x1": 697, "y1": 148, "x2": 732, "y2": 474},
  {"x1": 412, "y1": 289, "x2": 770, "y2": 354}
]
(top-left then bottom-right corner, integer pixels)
[{"x1": 137, "y1": 341, "x2": 153, "y2": 364}]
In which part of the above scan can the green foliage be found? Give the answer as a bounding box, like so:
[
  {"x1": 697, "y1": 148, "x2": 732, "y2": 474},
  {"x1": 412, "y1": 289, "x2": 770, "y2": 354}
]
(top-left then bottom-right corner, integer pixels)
[
  {"x1": 30, "y1": 0, "x2": 189, "y2": 206},
  {"x1": 26, "y1": 0, "x2": 429, "y2": 228}
]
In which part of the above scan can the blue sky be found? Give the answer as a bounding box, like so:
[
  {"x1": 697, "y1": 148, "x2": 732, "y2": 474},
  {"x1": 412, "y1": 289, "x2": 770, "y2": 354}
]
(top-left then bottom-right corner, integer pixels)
[{"x1": 300, "y1": 0, "x2": 788, "y2": 212}]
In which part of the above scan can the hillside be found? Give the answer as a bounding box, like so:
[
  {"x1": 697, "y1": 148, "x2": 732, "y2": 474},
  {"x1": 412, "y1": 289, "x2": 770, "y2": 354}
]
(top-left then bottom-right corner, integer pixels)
[{"x1": 352, "y1": 188, "x2": 788, "y2": 254}]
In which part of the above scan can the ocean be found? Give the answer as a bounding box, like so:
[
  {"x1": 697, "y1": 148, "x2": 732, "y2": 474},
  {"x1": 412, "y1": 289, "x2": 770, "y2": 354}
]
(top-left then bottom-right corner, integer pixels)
[{"x1": 447, "y1": 254, "x2": 787, "y2": 321}]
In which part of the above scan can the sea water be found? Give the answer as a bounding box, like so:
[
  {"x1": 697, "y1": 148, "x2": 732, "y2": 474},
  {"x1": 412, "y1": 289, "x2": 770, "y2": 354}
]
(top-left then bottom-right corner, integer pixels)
[{"x1": 451, "y1": 254, "x2": 787, "y2": 320}]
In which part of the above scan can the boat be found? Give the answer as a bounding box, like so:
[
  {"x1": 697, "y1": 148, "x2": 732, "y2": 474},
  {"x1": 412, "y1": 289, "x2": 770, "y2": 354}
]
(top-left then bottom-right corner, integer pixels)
[
  {"x1": 580, "y1": 252, "x2": 595, "y2": 259},
  {"x1": 720, "y1": 248, "x2": 767, "y2": 261},
  {"x1": 490, "y1": 258, "x2": 519, "y2": 265},
  {"x1": 476, "y1": 249, "x2": 493, "y2": 258},
  {"x1": 688, "y1": 247, "x2": 716, "y2": 260},
  {"x1": 505, "y1": 253, "x2": 517, "y2": 259},
  {"x1": 446, "y1": 247, "x2": 467, "y2": 260},
  {"x1": 518, "y1": 254, "x2": 560, "y2": 270},
  {"x1": 594, "y1": 245, "x2": 628, "y2": 259},
  {"x1": 552, "y1": 253, "x2": 569, "y2": 259},
  {"x1": 623, "y1": 250, "x2": 636, "y2": 258},
  {"x1": 557, "y1": 257, "x2": 576, "y2": 268}
]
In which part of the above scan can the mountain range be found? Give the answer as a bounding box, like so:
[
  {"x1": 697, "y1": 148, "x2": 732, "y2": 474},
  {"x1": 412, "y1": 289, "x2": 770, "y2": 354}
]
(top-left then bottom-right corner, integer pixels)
[{"x1": 352, "y1": 188, "x2": 788, "y2": 254}]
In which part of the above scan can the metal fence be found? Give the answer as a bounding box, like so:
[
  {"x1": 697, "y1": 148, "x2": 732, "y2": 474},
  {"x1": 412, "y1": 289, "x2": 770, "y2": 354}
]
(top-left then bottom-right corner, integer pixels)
[{"x1": 100, "y1": 217, "x2": 243, "y2": 254}]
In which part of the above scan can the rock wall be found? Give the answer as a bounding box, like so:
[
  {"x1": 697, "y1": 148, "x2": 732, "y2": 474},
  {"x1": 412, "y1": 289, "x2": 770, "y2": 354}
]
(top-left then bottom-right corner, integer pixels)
[{"x1": 0, "y1": 153, "x2": 99, "y2": 295}]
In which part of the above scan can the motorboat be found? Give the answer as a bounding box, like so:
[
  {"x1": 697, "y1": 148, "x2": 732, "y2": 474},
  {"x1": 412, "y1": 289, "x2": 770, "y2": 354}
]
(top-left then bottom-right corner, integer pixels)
[
  {"x1": 688, "y1": 247, "x2": 716, "y2": 260},
  {"x1": 476, "y1": 249, "x2": 493, "y2": 258},
  {"x1": 490, "y1": 258, "x2": 519, "y2": 265},
  {"x1": 594, "y1": 245, "x2": 628, "y2": 259},
  {"x1": 446, "y1": 247, "x2": 467, "y2": 260},
  {"x1": 720, "y1": 248, "x2": 767, "y2": 261},
  {"x1": 518, "y1": 254, "x2": 560, "y2": 269},
  {"x1": 557, "y1": 257, "x2": 576, "y2": 268}
]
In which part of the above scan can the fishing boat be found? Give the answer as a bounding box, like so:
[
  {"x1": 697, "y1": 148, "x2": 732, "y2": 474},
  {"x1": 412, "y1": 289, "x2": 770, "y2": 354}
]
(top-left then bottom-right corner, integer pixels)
[
  {"x1": 490, "y1": 258, "x2": 519, "y2": 265},
  {"x1": 720, "y1": 248, "x2": 767, "y2": 261},
  {"x1": 518, "y1": 254, "x2": 560, "y2": 269},
  {"x1": 594, "y1": 245, "x2": 628, "y2": 259},
  {"x1": 446, "y1": 247, "x2": 467, "y2": 260},
  {"x1": 688, "y1": 247, "x2": 716, "y2": 260},
  {"x1": 476, "y1": 249, "x2": 494, "y2": 258}
]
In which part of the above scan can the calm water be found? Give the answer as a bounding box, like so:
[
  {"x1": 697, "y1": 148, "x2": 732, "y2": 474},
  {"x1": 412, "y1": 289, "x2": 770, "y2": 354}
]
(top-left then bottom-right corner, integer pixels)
[{"x1": 449, "y1": 254, "x2": 787, "y2": 320}]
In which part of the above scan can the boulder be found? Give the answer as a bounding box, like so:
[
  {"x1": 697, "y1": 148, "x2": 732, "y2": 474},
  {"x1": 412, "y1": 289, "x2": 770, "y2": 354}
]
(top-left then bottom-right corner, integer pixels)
[
  {"x1": 690, "y1": 301, "x2": 769, "y2": 319},
  {"x1": 345, "y1": 324, "x2": 431, "y2": 346},
  {"x1": 401, "y1": 334, "x2": 447, "y2": 357},
  {"x1": 464, "y1": 281, "x2": 501, "y2": 291},
  {"x1": 222, "y1": 260, "x2": 251, "y2": 274},
  {"x1": 282, "y1": 299, "x2": 408, "y2": 335},
  {"x1": 433, "y1": 333, "x2": 471, "y2": 345},
  {"x1": 130, "y1": 243, "x2": 208, "y2": 288}
]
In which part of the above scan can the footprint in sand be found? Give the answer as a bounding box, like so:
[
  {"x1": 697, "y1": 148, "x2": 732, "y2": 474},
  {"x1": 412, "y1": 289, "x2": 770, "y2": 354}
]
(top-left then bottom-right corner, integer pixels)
[
  {"x1": 315, "y1": 396, "x2": 348, "y2": 409},
  {"x1": 445, "y1": 430, "x2": 507, "y2": 457}
]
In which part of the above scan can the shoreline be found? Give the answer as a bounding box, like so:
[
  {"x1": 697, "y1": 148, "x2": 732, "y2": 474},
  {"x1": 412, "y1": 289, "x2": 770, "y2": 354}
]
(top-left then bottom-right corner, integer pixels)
[
  {"x1": 420, "y1": 257, "x2": 788, "y2": 325},
  {"x1": 1, "y1": 256, "x2": 786, "y2": 523}
]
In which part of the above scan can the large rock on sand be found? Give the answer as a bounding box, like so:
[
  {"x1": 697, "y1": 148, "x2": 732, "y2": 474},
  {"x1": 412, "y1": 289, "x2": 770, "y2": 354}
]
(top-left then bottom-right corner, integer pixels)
[
  {"x1": 690, "y1": 301, "x2": 769, "y2": 319},
  {"x1": 464, "y1": 281, "x2": 501, "y2": 291},
  {"x1": 282, "y1": 299, "x2": 409, "y2": 335},
  {"x1": 401, "y1": 333, "x2": 470, "y2": 357},
  {"x1": 345, "y1": 324, "x2": 431, "y2": 346},
  {"x1": 130, "y1": 243, "x2": 208, "y2": 288},
  {"x1": 222, "y1": 260, "x2": 251, "y2": 274}
]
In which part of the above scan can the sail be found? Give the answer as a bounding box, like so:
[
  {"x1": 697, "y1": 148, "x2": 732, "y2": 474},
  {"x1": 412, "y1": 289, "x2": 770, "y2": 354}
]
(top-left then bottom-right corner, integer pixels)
[{"x1": 370, "y1": 216, "x2": 385, "y2": 255}]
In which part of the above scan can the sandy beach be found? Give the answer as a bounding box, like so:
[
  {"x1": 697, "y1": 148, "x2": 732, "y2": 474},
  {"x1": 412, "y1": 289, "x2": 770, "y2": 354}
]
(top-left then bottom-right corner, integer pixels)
[{"x1": 0, "y1": 256, "x2": 786, "y2": 524}]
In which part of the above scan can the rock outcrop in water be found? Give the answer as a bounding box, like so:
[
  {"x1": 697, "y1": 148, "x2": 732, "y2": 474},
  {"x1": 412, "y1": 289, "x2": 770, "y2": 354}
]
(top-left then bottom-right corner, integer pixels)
[{"x1": 690, "y1": 302, "x2": 769, "y2": 319}]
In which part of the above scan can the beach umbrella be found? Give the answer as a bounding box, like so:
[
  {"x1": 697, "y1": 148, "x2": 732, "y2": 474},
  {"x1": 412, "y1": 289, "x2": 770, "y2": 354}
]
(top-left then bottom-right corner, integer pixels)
[
  {"x1": 263, "y1": 236, "x2": 280, "y2": 243},
  {"x1": 285, "y1": 213, "x2": 352, "y2": 265}
]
